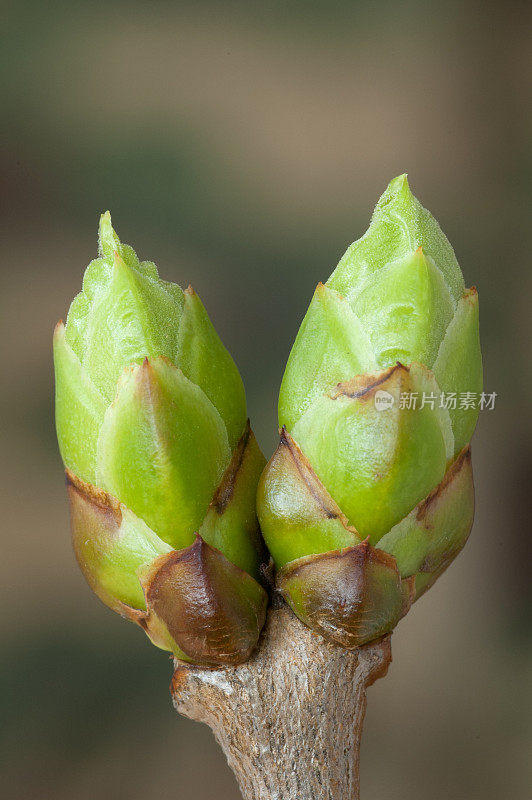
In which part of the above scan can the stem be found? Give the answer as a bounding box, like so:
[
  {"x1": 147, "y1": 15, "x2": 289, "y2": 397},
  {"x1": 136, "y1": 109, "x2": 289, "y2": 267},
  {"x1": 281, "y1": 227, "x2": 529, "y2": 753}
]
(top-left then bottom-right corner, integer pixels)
[{"x1": 171, "y1": 599, "x2": 391, "y2": 800}]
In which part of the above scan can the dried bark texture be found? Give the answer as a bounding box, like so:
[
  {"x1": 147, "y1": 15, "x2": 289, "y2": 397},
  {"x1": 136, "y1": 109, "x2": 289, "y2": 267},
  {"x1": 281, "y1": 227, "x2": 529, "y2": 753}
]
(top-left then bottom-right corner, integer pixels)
[{"x1": 171, "y1": 600, "x2": 392, "y2": 800}]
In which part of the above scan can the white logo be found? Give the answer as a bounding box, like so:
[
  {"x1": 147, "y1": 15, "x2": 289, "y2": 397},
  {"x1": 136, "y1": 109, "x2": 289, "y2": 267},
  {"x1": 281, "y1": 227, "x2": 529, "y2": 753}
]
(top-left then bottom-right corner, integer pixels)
[{"x1": 374, "y1": 389, "x2": 395, "y2": 411}]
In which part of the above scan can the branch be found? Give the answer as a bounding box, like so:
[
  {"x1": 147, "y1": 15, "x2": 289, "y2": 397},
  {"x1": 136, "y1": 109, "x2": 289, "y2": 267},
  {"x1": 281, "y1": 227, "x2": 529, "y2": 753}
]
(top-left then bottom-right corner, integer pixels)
[{"x1": 171, "y1": 600, "x2": 392, "y2": 800}]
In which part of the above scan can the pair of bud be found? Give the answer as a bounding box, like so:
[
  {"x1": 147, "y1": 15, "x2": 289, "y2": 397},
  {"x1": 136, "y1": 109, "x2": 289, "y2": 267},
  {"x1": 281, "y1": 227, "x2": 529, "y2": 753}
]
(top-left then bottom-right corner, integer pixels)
[{"x1": 54, "y1": 177, "x2": 481, "y2": 664}]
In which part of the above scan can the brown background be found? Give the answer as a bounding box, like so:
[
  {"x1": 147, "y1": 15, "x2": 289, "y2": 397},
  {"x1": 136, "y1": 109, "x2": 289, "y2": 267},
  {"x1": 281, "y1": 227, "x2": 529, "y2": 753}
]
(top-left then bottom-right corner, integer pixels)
[{"x1": 2, "y1": 1, "x2": 531, "y2": 798}]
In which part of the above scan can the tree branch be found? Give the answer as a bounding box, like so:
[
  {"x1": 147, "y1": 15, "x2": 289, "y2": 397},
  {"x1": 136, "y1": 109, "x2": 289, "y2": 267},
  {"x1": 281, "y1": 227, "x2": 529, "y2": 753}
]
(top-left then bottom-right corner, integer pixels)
[{"x1": 171, "y1": 600, "x2": 392, "y2": 800}]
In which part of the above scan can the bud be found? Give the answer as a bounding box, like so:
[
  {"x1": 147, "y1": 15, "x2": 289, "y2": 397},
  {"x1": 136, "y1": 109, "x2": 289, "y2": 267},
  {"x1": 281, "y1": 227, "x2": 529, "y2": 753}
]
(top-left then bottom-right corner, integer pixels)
[
  {"x1": 258, "y1": 176, "x2": 481, "y2": 647},
  {"x1": 54, "y1": 213, "x2": 268, "y2": 665}
]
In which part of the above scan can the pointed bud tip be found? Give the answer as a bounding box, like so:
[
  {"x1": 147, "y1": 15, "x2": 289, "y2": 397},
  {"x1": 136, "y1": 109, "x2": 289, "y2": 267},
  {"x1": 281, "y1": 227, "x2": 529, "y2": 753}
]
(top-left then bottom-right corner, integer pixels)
[
  {"x1": 98, "y1": 210, "x2": 113, "y2": 236},
  {"x1": 377, "y1": 173, "x2": 413, "y2": 210},
  {"x1": 372, "y1": 174, "x2": 413, "y2": 219},
  {"x1": 98, "y1": 211, "x2": 121, "y2": 259},
  {"x1": 54, "y1": 319, "x2": 65, "y2": 338},
  {"x1": 464, "y1": 286, "x2": 478, "y2": 303},
  {"x1": 314, "y1": 282, "x2": 329, "y2": 302},
  {"x1": 135, "y1": 356, "x2": 156, "y2": 383},
  {"x1": 132, "y1": 355, "x2": 176, "y2": 392},
  {"x1": 389, "y1": 172, "x2": 410, "y2": 191}
]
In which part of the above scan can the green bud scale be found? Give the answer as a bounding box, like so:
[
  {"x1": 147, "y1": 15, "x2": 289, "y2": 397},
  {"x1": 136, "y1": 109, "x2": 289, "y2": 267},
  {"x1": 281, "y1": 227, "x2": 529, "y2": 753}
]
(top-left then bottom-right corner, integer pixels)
[
  {"x1": 54, "y1": 213, "x2": 268, "y2": 665},
  {"x1": 258, "y1": 176, "x2": 481, "y2": 647}
]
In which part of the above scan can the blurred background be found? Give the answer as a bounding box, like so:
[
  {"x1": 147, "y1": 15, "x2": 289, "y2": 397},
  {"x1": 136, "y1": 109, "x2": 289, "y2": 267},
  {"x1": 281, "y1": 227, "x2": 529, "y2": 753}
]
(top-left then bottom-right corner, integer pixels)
[{"x1": 2, "y1": 1, "x2": 531, "y2": 797}]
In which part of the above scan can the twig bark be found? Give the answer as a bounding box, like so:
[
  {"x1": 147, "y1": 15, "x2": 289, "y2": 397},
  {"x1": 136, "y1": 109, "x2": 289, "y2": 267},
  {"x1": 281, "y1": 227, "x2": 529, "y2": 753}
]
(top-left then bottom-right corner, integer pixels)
[{"x1": 171, "y1": 599, "x2": 392, "y2": 800}]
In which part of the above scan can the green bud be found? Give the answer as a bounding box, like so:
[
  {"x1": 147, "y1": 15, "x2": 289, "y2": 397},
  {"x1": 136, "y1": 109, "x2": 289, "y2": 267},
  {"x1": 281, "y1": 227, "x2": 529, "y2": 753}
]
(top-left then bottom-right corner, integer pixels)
[
  {"x1": 54, "y1": 214, "x2": 267, "y2": 665},
  {"x1": 259, "y1": 176, "x2": 481, "y2": 647}
]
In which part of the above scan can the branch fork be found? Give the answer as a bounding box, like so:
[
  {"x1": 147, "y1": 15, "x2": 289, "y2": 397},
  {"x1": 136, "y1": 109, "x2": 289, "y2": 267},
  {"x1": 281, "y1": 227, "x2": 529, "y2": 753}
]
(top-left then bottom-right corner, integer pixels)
[{"x1": 171, "y1": 601, "x2": 391, "y2": 800}]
